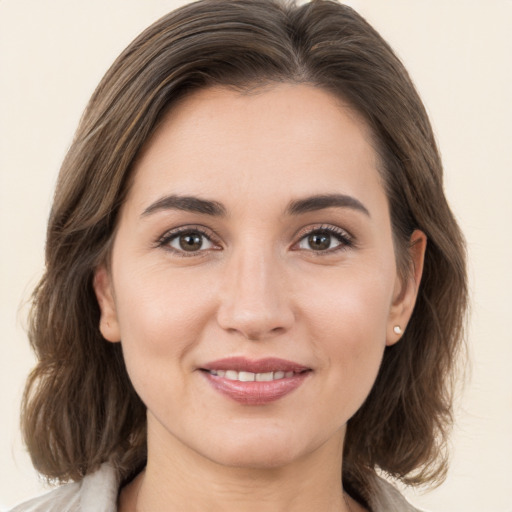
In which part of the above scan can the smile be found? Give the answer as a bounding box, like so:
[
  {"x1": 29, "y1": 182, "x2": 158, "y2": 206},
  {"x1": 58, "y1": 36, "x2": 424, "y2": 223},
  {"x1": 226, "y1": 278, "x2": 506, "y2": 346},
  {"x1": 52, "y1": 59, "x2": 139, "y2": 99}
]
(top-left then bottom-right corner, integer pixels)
[
  {"x1": 207, "y1": 370, "x2": 297, "y2": 381},
  {"x1": 201, "y1": 357, "x2": 311, "y2": 405}
]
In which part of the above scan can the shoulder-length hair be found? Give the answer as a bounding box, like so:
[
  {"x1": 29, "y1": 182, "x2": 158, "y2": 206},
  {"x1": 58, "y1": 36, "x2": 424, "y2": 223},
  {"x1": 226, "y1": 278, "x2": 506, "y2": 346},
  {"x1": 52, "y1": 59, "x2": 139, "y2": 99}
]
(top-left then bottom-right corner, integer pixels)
[{"x1": 22, "y1": 0, "x2": 467, "y2": 495}]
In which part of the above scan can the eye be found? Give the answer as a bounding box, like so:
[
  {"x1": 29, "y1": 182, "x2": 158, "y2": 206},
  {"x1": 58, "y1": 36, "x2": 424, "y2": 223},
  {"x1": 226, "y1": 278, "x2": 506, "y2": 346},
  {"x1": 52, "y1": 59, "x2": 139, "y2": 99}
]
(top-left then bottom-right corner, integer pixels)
[
  {"x1": 158, "y1": 228, "x2": 218, "y2": 254},
  {"x1": 296, "y1": 227, "x2": 353, "y2": 252}
]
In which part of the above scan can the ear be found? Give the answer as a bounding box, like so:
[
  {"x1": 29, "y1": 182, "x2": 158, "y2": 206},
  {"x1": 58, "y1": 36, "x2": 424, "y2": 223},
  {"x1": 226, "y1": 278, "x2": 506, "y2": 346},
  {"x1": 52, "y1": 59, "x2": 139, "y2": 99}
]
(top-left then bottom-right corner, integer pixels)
[
  {"x1": 386, "y1": 229, "x2": 427, "y2": 346},
  {"x1": 93, "y1": 265, "x2": 121, "y2": 343}
]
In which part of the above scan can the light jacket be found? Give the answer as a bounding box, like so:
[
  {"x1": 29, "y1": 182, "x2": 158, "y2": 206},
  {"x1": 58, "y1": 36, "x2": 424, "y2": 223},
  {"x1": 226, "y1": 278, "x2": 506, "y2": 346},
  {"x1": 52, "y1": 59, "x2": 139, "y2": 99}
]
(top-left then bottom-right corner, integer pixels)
[{"x1": 9, "y1": 463, "x2": 424, "y2": 512}]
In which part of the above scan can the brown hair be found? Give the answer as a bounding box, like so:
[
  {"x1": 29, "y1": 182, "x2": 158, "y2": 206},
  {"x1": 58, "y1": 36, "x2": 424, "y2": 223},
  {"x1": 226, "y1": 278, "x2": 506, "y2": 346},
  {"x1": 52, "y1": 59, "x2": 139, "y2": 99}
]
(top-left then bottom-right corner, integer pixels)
[{"x1": 21, "y1": 0, "x2": 467, "y2": 496}]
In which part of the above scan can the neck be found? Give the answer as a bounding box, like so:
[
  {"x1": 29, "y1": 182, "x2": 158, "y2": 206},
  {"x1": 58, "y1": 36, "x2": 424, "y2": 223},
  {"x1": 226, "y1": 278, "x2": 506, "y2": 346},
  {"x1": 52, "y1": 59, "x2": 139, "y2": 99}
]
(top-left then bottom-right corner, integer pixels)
[{"x1": 124, "y1": 417, "x2": 355, "y2": 512}]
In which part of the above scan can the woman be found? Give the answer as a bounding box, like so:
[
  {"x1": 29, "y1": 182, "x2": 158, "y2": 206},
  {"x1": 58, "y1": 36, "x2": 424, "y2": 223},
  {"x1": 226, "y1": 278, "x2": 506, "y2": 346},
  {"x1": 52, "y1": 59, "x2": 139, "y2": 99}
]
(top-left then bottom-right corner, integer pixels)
[{"x1": 12, "y1": 0, "x2": 467, "y2": 511}]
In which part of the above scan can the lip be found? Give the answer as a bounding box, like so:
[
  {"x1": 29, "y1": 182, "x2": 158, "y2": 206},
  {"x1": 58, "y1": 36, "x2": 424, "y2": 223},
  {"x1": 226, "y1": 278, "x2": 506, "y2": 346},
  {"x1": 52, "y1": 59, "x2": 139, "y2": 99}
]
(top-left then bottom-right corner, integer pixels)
[
  {"x1": 201, "y1": 357, "x2": 310, "y2": 374},
  {"x1": 200, "y1": 357, "x2": 311, "y2": 405}
]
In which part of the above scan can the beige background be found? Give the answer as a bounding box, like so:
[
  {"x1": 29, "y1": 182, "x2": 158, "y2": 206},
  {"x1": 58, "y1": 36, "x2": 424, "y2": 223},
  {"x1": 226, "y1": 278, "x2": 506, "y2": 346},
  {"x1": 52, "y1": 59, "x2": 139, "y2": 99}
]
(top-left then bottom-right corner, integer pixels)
[{"x1": 1, "y1": 0, "x2": 511, "y2": 510}]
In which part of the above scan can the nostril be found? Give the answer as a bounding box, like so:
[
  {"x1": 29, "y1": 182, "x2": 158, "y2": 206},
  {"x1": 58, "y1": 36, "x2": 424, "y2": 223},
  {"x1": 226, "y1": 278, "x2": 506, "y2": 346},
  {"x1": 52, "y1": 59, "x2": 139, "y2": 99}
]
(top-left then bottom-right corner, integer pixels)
[{"x1": 216, "y1": 282, "x2": 295, "y2": 340}]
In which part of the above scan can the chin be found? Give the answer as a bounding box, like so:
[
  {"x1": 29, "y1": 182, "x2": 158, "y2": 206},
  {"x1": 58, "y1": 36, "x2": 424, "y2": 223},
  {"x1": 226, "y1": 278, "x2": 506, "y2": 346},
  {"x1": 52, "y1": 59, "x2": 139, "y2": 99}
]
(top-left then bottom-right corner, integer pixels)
[
  {"x1": 197, "y1": 427, "x2": 324, "y2": 471},
  {"x1": 208, "y1": 445, "x2": 300, "y2": 471}
]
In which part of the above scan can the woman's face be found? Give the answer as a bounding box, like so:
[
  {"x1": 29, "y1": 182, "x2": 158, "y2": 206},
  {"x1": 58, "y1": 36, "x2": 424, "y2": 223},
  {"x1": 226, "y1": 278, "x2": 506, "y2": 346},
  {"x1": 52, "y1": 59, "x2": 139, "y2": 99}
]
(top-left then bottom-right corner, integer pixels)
[{"x1": 95, "y1": 84, "x2": 424, "y2": 470}]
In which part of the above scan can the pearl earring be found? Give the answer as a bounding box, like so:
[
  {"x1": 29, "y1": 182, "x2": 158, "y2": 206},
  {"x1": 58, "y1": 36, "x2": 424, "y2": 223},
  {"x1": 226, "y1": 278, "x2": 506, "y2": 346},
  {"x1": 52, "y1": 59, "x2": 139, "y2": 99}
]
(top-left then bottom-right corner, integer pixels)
[{"x1": 393, "y1": 325, "x2": 403, "y2": 335}]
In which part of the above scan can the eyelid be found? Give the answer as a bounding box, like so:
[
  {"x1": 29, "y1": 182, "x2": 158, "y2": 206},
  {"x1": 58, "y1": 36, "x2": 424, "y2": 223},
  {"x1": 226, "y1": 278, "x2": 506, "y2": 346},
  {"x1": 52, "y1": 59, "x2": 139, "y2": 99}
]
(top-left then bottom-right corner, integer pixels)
[
  {"x1": 154, "y1": 223, "x2": 354, "y2": 256},
  {"x1": 155, "y1": 225, "x2": 222, "y2": 256},
  {"x1": 291, "y1": 224, "x2": 355, "y2": 253}
]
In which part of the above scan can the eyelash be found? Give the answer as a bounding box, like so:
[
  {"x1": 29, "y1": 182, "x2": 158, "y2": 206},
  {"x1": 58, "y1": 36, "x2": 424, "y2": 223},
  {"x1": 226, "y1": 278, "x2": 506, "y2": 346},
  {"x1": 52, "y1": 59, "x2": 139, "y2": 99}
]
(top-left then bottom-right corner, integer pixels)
[
  {"x1": 155, "y1": 225, "x2": 221, "y2": 258},
  {"x1": 293, "y1": 224, "x2": 354, "y2": 254},
  {"x1": 155, "y1": 224, "x2": 354, "y2": 257}
]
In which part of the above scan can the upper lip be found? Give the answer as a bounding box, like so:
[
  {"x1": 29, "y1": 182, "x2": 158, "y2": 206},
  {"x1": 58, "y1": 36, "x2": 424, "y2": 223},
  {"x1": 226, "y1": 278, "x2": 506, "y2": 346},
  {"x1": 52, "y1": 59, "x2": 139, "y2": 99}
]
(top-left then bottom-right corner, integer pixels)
[{"x1": 201, "y1": 357, "x2": 310, "y2": 374}]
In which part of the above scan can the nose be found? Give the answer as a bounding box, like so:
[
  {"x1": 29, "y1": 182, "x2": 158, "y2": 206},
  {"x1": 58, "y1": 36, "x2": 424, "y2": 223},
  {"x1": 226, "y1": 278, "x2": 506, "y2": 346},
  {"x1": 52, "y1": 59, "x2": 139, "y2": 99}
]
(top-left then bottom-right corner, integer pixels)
[{"x1": 216, "y1": 246, "x2": 295, "y2": 341}]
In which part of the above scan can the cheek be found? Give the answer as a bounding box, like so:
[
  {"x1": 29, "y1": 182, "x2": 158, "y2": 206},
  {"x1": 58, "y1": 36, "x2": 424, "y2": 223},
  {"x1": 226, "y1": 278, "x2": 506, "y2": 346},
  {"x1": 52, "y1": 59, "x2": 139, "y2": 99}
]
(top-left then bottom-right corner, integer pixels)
[
  {"x1": 304, "y1": 264, "x2": 394, "y2": 342},
  {"x1": 116, "y1": 260, "x2": 213, "y2": 333},
  {"x1": 112, "y1": 264, "x2": 216, "y2": 387},
  {"x1": 300, "y1": 264, "x2": 395, "y2": 397}
]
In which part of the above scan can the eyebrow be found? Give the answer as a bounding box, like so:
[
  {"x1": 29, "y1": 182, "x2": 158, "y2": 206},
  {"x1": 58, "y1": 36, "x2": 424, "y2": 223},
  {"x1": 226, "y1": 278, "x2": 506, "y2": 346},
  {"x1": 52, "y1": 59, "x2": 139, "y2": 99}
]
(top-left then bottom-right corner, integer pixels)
[
  {"x1": 286, "y1": 194, "x2": 370, "y2": 217},
  {"x1": 141, "y1": 193, "x2": 369, "y2": 219},
  {"x1": 141, "y1": 195, "x2": 227, "y2": 217}
]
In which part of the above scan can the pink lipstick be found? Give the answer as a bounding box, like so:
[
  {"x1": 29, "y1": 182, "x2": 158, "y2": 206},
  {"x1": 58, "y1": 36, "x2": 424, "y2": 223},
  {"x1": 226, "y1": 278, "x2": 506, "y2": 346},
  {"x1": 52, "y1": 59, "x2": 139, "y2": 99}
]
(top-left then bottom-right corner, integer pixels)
[{"x1": 200, "y1": 357, "x2": 311, "y2": 405}]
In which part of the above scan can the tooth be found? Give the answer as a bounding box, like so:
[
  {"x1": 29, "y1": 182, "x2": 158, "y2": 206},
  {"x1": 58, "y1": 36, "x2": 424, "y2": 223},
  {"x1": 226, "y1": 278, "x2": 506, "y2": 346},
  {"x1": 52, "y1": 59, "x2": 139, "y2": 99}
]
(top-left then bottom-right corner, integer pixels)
[
  {"x1": 213, "y1": 370, "x2": 294, "y2": 382},
  {"x1": 256, "y1": 372, "x2": 274, "y2": 381}
]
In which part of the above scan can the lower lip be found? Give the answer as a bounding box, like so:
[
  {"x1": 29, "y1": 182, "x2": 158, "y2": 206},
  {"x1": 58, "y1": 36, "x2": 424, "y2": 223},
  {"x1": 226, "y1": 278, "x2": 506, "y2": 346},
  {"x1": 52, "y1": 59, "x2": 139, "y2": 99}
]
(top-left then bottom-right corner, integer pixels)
[{"x1": 202, "y1": 371, "x2": 310, "y2": 405}]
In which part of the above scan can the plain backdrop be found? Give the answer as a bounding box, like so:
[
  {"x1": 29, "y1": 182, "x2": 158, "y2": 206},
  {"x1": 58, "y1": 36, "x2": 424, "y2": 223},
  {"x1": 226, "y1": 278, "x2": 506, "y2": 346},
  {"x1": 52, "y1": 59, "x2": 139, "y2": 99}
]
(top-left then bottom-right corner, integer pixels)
[{"x1": 1, "y1": 1, "x2": 511, "y2": 510}]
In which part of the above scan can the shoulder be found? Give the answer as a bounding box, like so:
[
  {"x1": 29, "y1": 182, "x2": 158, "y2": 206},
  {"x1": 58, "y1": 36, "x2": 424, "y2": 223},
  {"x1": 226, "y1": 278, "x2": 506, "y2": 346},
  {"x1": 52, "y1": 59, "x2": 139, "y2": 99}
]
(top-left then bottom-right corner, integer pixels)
[
  {"x1": 8, "y1": 481, "x2": 82, "y2": 512},
  {"x1": 8, "y1": 463, "x2": 119, "y2": 512},
  {"x1": 367, "y1": 476, "x2": 425, "y2": 512}
]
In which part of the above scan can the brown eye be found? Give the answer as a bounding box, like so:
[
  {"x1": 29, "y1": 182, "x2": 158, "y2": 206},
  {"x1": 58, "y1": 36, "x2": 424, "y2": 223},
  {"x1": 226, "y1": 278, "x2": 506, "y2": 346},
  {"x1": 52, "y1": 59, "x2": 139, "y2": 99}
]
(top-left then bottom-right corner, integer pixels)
[
  {"x1": 165, "y1": 230, "x2": 215, "y2": 253},
  {"x1": 296, "y1": 227, "x2": 352, "y2": 253},
  {"x1": 179, "y1": 233, "x2": 203, "y2": 251},
  {"x1": 307, "y1": 233, "x2": 331, "y2": 251}
]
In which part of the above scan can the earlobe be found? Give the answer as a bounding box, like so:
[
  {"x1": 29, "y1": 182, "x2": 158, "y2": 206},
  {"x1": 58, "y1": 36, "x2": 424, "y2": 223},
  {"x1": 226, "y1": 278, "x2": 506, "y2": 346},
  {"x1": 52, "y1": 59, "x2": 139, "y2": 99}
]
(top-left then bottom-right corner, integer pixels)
[
  {"x1": 386, "y1": 230, "x2": 427, "y2": 346},
  {"x1": 93, "y1": 265, "x2": 121, "y2": 343}
]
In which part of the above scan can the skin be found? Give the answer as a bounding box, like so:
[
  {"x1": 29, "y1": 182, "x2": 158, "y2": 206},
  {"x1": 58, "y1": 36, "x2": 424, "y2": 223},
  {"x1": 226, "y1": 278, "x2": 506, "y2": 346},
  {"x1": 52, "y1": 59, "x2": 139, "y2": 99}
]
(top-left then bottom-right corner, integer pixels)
[{"x1": 94, "y1": 83, "x2": 426, "y2": 512}]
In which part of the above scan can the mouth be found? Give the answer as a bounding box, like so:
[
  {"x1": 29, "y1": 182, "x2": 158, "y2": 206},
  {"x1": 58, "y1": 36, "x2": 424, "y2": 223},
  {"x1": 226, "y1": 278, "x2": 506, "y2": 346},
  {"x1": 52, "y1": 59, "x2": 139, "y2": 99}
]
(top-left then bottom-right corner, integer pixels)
[
  {"x1": 200, "y1": 357, "x2": 312, "y2": 405},
  {"x1": 205, "y1": 369, "x2": 301, "y2": 381}
]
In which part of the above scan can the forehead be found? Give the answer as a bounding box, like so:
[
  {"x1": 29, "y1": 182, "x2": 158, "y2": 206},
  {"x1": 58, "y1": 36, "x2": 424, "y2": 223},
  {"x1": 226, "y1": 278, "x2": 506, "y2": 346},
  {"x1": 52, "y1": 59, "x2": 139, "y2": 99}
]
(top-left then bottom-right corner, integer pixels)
[{"x1": 127, "y1": 83, "x2": 385, "y2": 215}]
